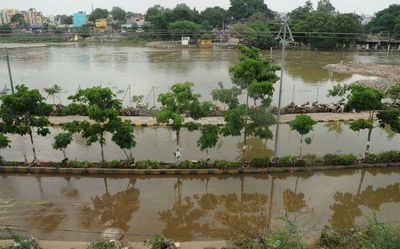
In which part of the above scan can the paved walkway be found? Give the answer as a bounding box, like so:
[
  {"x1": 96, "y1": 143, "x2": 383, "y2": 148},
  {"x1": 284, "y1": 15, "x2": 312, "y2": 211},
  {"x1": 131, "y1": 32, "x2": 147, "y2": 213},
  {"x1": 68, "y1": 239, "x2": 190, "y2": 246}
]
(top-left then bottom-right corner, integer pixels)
[{"x1": 49, "y1": 112, "x2": 373, "y2": 127}]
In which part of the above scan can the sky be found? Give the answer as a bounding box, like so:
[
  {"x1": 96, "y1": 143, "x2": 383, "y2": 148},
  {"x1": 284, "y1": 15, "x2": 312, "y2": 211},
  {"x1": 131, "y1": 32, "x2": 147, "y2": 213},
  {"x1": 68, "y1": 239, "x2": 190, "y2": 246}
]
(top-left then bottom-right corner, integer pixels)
[{"x1": 0, "y1": 0, "x2": 396, "y2": 16}]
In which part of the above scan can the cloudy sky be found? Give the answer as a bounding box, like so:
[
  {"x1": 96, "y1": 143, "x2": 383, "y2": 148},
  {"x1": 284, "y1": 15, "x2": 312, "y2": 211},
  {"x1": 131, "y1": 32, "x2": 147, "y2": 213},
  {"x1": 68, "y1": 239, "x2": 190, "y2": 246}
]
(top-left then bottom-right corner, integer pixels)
[{"x1": 0, "y1": 0, "x2": 395, "y2": 16}]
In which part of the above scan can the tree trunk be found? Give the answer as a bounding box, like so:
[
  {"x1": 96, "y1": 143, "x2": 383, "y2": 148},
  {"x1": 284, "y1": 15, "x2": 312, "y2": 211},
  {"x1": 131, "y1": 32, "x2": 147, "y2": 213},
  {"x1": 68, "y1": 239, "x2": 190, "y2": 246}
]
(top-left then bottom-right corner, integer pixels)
[
  {"x1": 176, "y1": 130, "x2": 180, "y2": 147},
  {"x1": 299, "y1": 135, "x2": 304, "y2": 159},
  {"x1": 62, "y1": 149, "x2": 67, "y2": 160},
  {"x1": 100, "y1": 143, "x2": 105, "y2": 163},
  {"x1": 243, "y1": 89, "x2": 250, "y2": 159},
  {"x1": 28, "y1": 126, "x2": 38, "y2": 164},
  {"x1": 123, "y1": 149, "x2": 129, "y2": 160}
]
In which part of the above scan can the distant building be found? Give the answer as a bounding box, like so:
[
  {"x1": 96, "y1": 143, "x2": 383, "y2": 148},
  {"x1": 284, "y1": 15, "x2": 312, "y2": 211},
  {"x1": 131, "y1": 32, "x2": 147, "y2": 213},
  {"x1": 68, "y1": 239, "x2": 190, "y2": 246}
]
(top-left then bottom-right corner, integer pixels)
[
  {"x1": 95, "y1": 18, "x2": 107, "y2": 29},
  {"x1": 0, "y1": 9, "x2": 20, "y2": 25},
  {"x1": 73, "y1": 11, "x2": 86, "y2": 28},
  {"x1": 23, "y1": 8, "x2": 44, "y2": 27},
  {"x1": 127, "y1": 15, "x2": 145, "y2": 27}
]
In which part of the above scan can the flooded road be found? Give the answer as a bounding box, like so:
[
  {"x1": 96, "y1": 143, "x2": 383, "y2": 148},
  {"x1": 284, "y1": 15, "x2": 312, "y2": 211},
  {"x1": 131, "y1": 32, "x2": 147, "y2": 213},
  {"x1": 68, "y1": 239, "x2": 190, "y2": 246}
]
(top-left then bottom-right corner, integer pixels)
[
  {"x1": 1, "y1": 44, "x2": 398, "y2": 106},
  {"x1": 2, "y1": 123, "x2": 399, "y2": 162},
  {"x1": 1, "y1": 167, "x2": 399, "y2": 242}
]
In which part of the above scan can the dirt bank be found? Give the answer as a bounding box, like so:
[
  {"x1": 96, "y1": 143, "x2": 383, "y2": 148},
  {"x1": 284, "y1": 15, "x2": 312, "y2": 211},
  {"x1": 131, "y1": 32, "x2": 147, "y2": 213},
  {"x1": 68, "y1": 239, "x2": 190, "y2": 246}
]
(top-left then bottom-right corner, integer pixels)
[{"x1": 323, "y1": 62, "x2": 400, "y2": 90}]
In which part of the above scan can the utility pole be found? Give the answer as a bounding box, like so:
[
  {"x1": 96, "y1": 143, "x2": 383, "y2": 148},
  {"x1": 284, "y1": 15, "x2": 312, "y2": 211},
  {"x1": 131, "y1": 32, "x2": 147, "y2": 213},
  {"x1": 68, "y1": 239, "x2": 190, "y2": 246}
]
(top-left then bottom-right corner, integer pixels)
[
  {"x1": 5, "y1": 48, "x2": 15, "y2": 94},
  {"x1": 273, "y1": 19, "x2": 290, "y2": 161},
  {"x1": 269, "y1": 47, "x2": 273, "y2": 65}
]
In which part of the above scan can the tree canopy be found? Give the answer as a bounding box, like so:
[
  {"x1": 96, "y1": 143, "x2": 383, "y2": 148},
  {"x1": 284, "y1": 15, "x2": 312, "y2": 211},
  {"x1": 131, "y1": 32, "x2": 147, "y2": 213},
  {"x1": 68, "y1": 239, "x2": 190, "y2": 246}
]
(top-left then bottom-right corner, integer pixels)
[
  {"x1": 111, "y1": 7, "x2": 127, "y2": 22},
  {"x1": 89, "y1": 8, "x2": 109, "y2": 22},
  {"x1": 368, "y1": 4, "x2": 400, "y2": 33}
]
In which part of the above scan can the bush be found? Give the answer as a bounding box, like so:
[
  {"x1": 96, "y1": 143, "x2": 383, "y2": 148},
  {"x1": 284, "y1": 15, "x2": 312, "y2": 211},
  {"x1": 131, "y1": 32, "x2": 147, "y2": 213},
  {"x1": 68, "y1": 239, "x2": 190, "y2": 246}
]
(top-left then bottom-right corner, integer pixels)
[
  {"x1": 103, "y1": 159, "x2": 134, "y2": 169},
  {"x1": 176, "y1": 160, "x2": 207, "y2": 169},
  {"x1": 319, "y1": 225, "x2": 360, "y2": 249},
  {"x1": 302, "y1": 154, "x2": 322, "y2": 167},
  {"x1": 144, "y1": 235, "x2": 176, "y2": 249},
  {"x1": 364, "y1": 151, "x2": 400, "y2": 164},
  {"x1": 68, "y1": 160, "x2": 93, "y2": 168},
  {"x1": 322, "y1": 154, "x2": 357, "y2": 166},
  {"x1": 213, "y1": 160, "x2": 241, "y2": 169},
  {"x1": 87, "y1": 240, "x2": 127, "y2": 249},
  {"x1": 2, "y1": 229, "x2": 41, "y2": 249},
  {"x1": 276, "y1": 156, "x2": 296, "y2": 167},
  {"x1": 250, "y1": 157, "x2": 271, "y2": 168},
  {"x1": 134, "y1": 160, "x2": 161, "y2": 169},
  {"x1": 361, "y1": 221, "x2": 400, "y2": 249}
]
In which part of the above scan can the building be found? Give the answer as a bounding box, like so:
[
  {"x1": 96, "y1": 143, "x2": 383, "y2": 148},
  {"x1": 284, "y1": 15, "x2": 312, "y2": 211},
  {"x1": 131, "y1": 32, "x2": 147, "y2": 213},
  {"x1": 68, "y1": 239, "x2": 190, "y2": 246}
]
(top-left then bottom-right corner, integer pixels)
[
  {"x1": 95, "y1": 18, "x2": 107, "y2": 29},
  {"x1": 131, "y1": 15, "x2": 145, "y2": 27},
  {"x1": 23, "y1": 8, "x2": 44, "y2": 27},
  {"x1": 73, "y1": 11, "x2": 86, "y2": 28},
  {"x1": 0, "y1": 9, "x2": 20, "y2": 25}
]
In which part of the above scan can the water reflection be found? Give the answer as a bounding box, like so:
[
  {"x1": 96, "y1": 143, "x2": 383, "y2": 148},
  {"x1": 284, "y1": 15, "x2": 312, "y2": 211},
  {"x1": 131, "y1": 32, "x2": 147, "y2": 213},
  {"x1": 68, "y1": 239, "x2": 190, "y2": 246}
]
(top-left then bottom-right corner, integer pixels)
[{"x1": 0, "y1": 168, "x2": 399, "y2": 241}]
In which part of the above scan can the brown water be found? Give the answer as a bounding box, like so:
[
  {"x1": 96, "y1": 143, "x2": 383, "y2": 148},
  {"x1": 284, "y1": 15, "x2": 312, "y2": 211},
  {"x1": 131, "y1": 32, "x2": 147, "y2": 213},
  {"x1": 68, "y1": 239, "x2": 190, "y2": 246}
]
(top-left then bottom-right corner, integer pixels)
[
  {"x1": 1, "y1": 167, "x2": 399, "y2": 242},
  {"x1": 2, "y1": 123, "x2": 399, "y2": 162},
  {"x1": 1, "y1": 44, "x2": 398, "y2": 107}
]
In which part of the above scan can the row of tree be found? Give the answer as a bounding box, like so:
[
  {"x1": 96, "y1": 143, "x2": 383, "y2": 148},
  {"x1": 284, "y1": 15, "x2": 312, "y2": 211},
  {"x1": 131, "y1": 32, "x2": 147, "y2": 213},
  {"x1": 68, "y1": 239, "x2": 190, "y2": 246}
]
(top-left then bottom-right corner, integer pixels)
[{"x1": 0, "y1": 45, "x2": 399, "y2": 164}]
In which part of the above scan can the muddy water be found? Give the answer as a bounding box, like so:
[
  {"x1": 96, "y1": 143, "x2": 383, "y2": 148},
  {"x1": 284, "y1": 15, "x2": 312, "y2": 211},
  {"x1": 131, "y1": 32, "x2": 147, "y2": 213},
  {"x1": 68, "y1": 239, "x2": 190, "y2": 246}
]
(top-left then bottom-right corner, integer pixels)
[
  {"x1": 2, "y1": 122, "x2": 400, "y2": 162},
  {"x1": 1, "y1": 44, "x2": 398, "y2": 107},
  {"x1": 0, "y1": 167, "x2": 399, "y2": 242}
]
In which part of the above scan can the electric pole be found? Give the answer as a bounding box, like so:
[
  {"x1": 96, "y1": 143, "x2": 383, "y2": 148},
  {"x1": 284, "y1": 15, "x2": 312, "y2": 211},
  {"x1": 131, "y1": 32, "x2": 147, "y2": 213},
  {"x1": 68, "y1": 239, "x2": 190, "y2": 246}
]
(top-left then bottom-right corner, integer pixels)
[{"x1": 5, "y1": 48, "x2": 14, "y2": 94}]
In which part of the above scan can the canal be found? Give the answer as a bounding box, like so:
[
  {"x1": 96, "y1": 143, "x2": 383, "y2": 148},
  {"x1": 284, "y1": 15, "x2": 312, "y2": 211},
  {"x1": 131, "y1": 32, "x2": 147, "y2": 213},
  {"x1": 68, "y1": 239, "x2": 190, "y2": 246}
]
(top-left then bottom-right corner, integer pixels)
[{"x1": 0, "y1": 167, "x2": 399, "y2": 242}]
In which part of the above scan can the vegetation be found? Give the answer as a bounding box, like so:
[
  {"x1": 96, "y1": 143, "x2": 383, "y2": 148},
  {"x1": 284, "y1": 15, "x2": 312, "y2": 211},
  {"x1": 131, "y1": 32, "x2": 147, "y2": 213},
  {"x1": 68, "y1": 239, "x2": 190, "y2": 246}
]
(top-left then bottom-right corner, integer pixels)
[
  {"x1": 1, "y1": 229, "x2": 41, "y2": 249},
  {"x1": 0, "y1": 85, "x2": 52, "y2": 164},
  {"x1": 212, "y1": 45, "x2": 279, "y2": 158},
  {"x1": 87, "y1": 240, "x2": 127, "y2": 249},
  {"x1": 144, "y1": 235, "x2": 176, "y2": 249},
  {"x1": 289, "y1": 115, "x2": 317, "y2": 158},
  {"x1": 367, "y1": 4, "x2": 400, "y2": 33},
  {"x1": 59, "y1": 87, "x2": 136, "y2": 163},
  {"x1": 88, "y1": 8, "x2": 109, "y2": 22},
  {"x1": 43, "y1": 84, "x2": 62, "y2": 105},
  {"x1": 329, "y1": 84, "x2": 384, "y2": 156}
]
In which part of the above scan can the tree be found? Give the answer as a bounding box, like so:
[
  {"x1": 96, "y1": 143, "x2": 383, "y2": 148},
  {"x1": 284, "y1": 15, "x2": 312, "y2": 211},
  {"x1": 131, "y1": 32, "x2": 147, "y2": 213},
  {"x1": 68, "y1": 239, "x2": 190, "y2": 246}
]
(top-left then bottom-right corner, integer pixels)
[
  {"x1": 0, "y1": 85, "x2": 52, "y2": 164},
  {"x1": 334, "y1": 13, "x2": 362, "y2": 45},
  {"x1": 301, "y1": 11, "x2": 337, "y2": 50},
  {"x1": 197, "y1": 125, "x2": 220, "y2": 159},
  {"x1": 168, "y1": 20, "x2": 202, "y2": 39},
  {"x1": 317, "y1": 0, "x2": 336, "y2": 14},
  {"x1": 43, "y1": 84, "x2": 62, "y2": 105},
  {"x1": 212, "y1": 45, "x2": 279, "y2": 158},
  {"x1": 53, "y1": 132, "x2": 73, "y2": 160},
  {"x1": 289, "y1": 115, "x2": 317, "y2": 158},
  {"x1": 201, "y1": 7, "x2": 227, "y2": 28},
  {"x1": 89, "y1": 8, "x2": 109, "y2": 22},
  {"x1": 11, "y1": 13, "x2": 26, "y2": 25},
  {"x1": 0, "y1": 134, "x2": 10, "y2": 160},
  {"x1": 172, "y1": 3, "x2": 200, "y2": 23},
  {"x1": 367, "y1": 4, "x2": 400, "y2": 33},
  {"x1": 56, "y1": 15, "x2": 73, "y2": 25},
  {"x1": 155, "y1": 82, "x2": 212, "y2": 148},
  {"x1": 228, "y1": 0, "x2": 273, "y2": 21},
  {"x1": 145, "y1": 5, "x2": 169, "y2": 30},
  {"x1": 329, "y1": 84, "x2": 384, "y2": 156},
  {"x1": 0, "y1": 24, "x2": 12, "y2": 34},
  {"x1": 61, "y1": 87, "x2": 136, "y2": 162},
  {"x1": 111, "y1": 7, "x2": 127, "y2": 22},
  {"x1": 231, "y1": 22, "x2": 275, "y2": 49}
]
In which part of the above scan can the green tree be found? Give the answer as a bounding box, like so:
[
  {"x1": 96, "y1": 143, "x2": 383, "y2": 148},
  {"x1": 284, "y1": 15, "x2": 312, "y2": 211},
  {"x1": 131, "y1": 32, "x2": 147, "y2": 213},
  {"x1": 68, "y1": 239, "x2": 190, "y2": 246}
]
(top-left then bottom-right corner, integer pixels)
[
  {"x1": 329, "y1": 84, "x2": 384, "y2": 156},
  {"x1": 43, "y1": 84, "x2": 62, "y2": 105},
  {"x1": 11, "y1": 13, "x2": 26, "y2": 24},
  {"x1": 61, "y1": 87, "x2": 136, "y2": 162},
  {"x1": 0, "y1": 85, "x2": 52, "y2": 164},
  {"x1": 367, "y1": 4, "x2": 400, "y2": 33},
  {"x1": 212, "y1": 45, "x2": 279, "y2": 158},
  {"x1": 53, "y1": 132, "x2": 73, "y2": 160},
  {"x1": 0, "y1": 134, "x2": 10, "y2": 160},
  {"x1": 172, "y1": 3, "x2": 200, "y2": 23},
  {"x1": 0, "y1": 24, "x2": 12, "y2": 34},
  {"x1": 334, "y1": 13, "x2": 362, "y2": 45},
  {"x1": 231, "y1": 22, "x2": 275, "y2": 49},
  {"x1": 111, "y1": 7, "x2": 127, "y2": 22},
  {"x1": 289, "y1": 115, "x2": 317, "y2": 158},
  {"x1": 228, "y1": 0, "x2": 273, "y2": 21},
  {"x1": 155, "y1": 82, "x2": 212, "y2": 147},
  {"x1": 302, "y1": 11, "x2": 337, "y2": 50},
  {"x1": 197, "y1": 125, "x2": 220, "y2": 159},
  {"x1": 88, "y1": 8, "x2": 109, "y2": 22},
  {"x1": 201, "y1": 7, "x2": 227, "y2": 28},
  {"x1": 317, "y1": 0, "x2": 336, "y2": 14},
  {"x1": 168, "y1": 20, "x2": 202, "y2": 39},
  {"x1": 145, "y1": 5, "x2": 169, "y2": 30},
  {"x1": 56, "y1": 15, "x2": 73, "y2": 25}
]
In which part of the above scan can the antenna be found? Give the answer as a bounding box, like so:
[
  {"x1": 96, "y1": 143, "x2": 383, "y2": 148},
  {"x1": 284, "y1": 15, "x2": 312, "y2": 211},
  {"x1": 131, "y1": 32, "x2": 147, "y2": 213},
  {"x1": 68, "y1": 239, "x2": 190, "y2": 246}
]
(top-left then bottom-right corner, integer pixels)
[
  {"x1": 91, "y1": 2, "x2": 94, "y2": 12},
  {"x1": 273, "y1": 14, "x2": 294, "y2": 161}
]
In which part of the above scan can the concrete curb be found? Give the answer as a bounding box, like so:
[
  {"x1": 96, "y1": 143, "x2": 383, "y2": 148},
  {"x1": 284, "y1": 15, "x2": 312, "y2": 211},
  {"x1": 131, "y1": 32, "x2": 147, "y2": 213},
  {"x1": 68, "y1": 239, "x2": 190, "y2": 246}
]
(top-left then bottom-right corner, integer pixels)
[{"x1": 0, "y1": 163, "x2": 398, "y2": 175}]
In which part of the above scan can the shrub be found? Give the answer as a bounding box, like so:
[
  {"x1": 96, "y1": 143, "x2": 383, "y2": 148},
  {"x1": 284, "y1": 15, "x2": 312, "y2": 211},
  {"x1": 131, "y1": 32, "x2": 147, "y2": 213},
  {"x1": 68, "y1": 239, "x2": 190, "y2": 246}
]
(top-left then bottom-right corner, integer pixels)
[
  {"x1": 134, "y1": 160, "x2": 161, "y2": 169},
  {"x1": 176, "y1": 160, "x2": 207, "y2": 169},
  {"x1": 365, "y1": 151, "x2": 400, "y2": 164},
  {"x1": 250, "y1": 157, "x2": 271, "y2": 168},
  {"x1": 213, "y1": 160, "x2": 241, "y2": 169},
  {"x1": 2, "y1": 229, "x2": 41, "y2": 249},
  {"x1": 144, "y1": 235, "x2": 176, "y2": 249},
  {"x1": 68, "y1": 160, "x2": 92, "y2": 168},
  {"x1": 322, "y1": 154, "x2": 357, "y2": 166},
  {"x1": 103, "y1": 159, "x2": 134, "y2": 169},
  {"x1": 302, "y1": 154, "x2": 322, "y2": 167},
  {"x1": 276, "y1": 156, "x2": 296, "y2": 167},
  {"x1": 87, "y1": 240, "x2": 127, "y2": 249},
  {"x1": 361, "y1": 221, "x2": 400, "y2": 249}
]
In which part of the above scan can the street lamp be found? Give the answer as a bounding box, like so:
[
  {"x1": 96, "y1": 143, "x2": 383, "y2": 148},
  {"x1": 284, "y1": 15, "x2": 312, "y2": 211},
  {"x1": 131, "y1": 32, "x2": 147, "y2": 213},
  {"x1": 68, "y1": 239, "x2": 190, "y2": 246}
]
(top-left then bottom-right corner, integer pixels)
[{"x1": 273, "y1": 15, "x2": 293, "y2": 161}]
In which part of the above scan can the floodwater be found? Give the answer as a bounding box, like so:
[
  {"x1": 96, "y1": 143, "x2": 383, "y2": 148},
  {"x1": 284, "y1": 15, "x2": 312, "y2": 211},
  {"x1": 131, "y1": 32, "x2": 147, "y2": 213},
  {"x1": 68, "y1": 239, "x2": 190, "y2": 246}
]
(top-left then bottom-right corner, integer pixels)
[
  {"x1": 1, "y1": 44, "x2": 399, "y2": 107},
  {"x1": 2, "y1": 123, "x2": 400, "y2": 162},
  {"x1": 0, "y1": 167, "x2": 399, "y2": 242}
]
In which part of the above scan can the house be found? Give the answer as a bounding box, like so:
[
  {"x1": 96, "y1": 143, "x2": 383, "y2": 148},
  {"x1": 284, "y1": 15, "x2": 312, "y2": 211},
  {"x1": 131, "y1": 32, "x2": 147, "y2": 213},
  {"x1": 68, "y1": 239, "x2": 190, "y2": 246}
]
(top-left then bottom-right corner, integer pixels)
[{"x1": 73, "y1": 11, "x2": 86, "y2": 28}]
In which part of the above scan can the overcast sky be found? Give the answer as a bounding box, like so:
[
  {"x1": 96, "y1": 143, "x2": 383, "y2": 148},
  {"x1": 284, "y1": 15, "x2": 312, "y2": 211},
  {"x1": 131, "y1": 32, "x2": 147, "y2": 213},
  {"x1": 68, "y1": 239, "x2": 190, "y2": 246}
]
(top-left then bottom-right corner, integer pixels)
[{"x1": 0, "y1": 0, "x2": 395, "y2": 16}]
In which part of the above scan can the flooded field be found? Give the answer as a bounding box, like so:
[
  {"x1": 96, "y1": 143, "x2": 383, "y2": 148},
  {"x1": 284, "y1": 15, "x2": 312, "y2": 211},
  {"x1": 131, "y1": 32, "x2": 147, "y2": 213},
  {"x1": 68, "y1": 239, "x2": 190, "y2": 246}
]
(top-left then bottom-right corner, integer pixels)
[
  {"x1": 2, "y1": 123, "x2": 399, "y2": 162},
  {"x1": 1, "y1": 44, "x2": 399, "y2": 106},
  {"x1": 0, "y1": 167, "x2": 399, "y2": 242}
]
